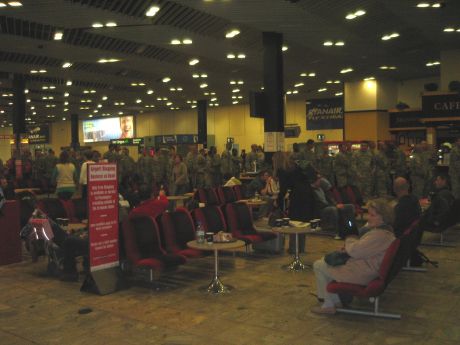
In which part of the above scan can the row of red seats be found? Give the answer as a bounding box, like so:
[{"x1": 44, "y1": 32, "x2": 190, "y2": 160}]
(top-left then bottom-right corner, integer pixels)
[
  {"x1": 122, "y1": 202, "x2": 276, "y2": 278},
  {"x1": 195, "y1": 185, "x2": 246, "y2": 206}
]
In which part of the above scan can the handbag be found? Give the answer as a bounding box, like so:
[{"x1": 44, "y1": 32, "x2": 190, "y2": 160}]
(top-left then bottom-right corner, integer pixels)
[{"x1": 324, "y1": 251, "x2": 350, "y2": 266}]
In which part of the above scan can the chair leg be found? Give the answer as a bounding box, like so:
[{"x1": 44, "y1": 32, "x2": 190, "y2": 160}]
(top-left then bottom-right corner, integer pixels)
[
  {"x1": 402, "y1": 259, "x2": 427, "y2": 273},
  {"x1": 335, "y1": 297, "x2": 401, "y2": 319}
]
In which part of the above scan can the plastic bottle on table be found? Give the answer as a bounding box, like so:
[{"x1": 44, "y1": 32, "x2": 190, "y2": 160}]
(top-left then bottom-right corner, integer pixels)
[{"x1": 196, "y1": 221, "x2": 205, "y2": 244}]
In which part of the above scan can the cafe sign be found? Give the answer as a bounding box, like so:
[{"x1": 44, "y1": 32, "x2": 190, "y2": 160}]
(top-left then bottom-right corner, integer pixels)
[{"x1": 422, "y1": 93, "x2": 460, "y2": 117}]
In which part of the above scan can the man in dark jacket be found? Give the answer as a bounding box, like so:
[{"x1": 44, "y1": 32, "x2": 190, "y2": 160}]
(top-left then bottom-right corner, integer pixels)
[{"x1": 393, "y1": 177, "x2": 422, "y2": 237}]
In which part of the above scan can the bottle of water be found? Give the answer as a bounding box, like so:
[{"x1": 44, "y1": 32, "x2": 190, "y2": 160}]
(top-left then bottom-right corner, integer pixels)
[{"x1": 196, "y1": 221, "x2": 205, "y2": 244}]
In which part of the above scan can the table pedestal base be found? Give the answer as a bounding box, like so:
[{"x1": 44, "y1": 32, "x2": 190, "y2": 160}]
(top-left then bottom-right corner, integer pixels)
[
  {"x1": 282, "y1": 258, "x2": 310, "y2": 272},
  {"x1": 201, "y1": 276, "x2": 233, "y2": 294}
]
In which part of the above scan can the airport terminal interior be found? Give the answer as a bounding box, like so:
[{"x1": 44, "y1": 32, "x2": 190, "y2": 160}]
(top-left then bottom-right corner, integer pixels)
[{"x1": 1, "y1": 0, "x2": 460, "y2": 344}]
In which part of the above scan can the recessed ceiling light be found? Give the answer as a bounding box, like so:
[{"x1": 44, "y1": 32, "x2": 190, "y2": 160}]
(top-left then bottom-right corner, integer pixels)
[
  {"x1": 282, "y1": 46, "x2": 289, "y2": 51},
  {"x1": 318, "y1": 88, "x2": 327, "y2": 92},
  {"x1": 225, "y1": 29, "x2": 240, "y2": 38},
  {"x1": 192, "y1": 74, "x2": 199, "y2": 78},
  {"x1": 201, "y1": 74, "x2": 207, "y2": 78},
  {"x1": 227, "y1": 54, "x2": 236, "y2": 59},
  {"x1": 189, "y1": 58, "x2": 199, "y2": 66},
  {"x1": 62, "y1": 62, "x2": 72, "y2": 68},
  {"x1": 92, "y1": 23, "x2": 103, "y2": 28},
  {"x1": 147, "y1": 90, "x2": 154, "y2": 95},
  {"x1": 364, "y1": 77, "x2": 375, "y2": 81},
  {"x1": 345, "y1": 9, "x2": 366, "y2": 20},
  {"x1": 102, "y1": 96, "x2": 108, "y2": 100},
  {"x1": 200, "y1": 83, "x2": 208, "y2": 88},
  {"x1": 340, "y1": 68, "x2": 354, "y2": 74},
  {"x1": 162, "y1": 77, "x2": 171, "y2": 83},
  {"x1": 98, "y1": 58, "x2": 120, "y2": 63},
  {"x1": 171, "y1": 39, "x2": 181, "y2": 45},
  {"x1": 417, "y1": 3, "x2": 430, "y2": 7},
  {"x1": 294, "y1": 82, "x2": 304, "y2": 87},
  {"x1": 182, "y1": 38, "x2": 193, "y2": 44},
  {"x1": 146, "y1": 5, "x2": 160, "y2": 17},
  {"x1": 106, "y1": 22, "x2": 117, "y2": 27},
  {"x1": 0, "y1": 3, "x2": 7, "y2": 7},
  {"x1": 54, "y1": 31, "x2": 63, "y2": 40},
  {"x1": 232, "y1": 89, "x2": 240, "y2": 93},
  {"x1": 335, "y1": 92, "x2": 344, "y2": 96},
  {"x1": 323, "y1": 41, "x2": 334, "y2": 46},
  {"x1": 335, "y1": 41, "x2": 345, "y2": 46},
  {"x1": 382, "y1": 32, "x2": 400, "y2": 41},
  {"x1": 136, "y1": 99, "x2": 142, "y2": 104},
  {"x1": 8, "y1": 1, "x2": 22, "y2": 6},
  {"x1": 426, "y1": 61, "x2": 441, "y2": 66},
  {"x1": 237, "y1": 53, "x2": 246, "y2": 59},
  {"x1": 443, "y1": 27, "x2": 455, "y2": 32}
]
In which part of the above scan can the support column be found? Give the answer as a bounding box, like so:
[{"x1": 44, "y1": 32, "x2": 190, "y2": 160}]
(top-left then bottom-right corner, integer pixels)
[
  {"x1": 262, "y1": 32, "x2": 285, "y2": 159},
  {"x1": 70, "y1": 113, "x2": 79, "y2": 150},
  {"x1": 197, "y1": 100, "x2": 207, "y2": 148},
  {"x1": 12, "y1": 73, "x2": 26, "y2": 153}
]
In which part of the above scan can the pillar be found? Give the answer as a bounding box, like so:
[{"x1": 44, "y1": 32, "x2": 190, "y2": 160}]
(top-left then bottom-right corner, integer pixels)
[
  {"x1": 197, "y1": 100, "x2": 207, "y2": 148},
  {"x1": 262, "y1": 32, "x2": 285, "y2": 158},
  {"x1": 70, "y1": 113, "x2": 79, "y2": 150},
  {"x1": 12, "y1": 73, "x2": 26, "y2": 152}
]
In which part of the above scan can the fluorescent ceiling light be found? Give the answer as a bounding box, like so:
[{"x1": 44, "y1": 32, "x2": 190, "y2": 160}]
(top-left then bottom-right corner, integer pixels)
[
  {"x1": 282, "y1": 46, "x2": 288, "y2": 51},
  {"x1": 345, "y1": 9, "x2": 366, "y2": 20},
  {"x1": 227, "y1": 54, "x2": 236, "y2": 59},
  {"x1": 66, "y1": 80, "x2": 72, "y2": 86},
  {"x1": 225, "y1": 29, "x2": 240, "y2": 38},
  {"x1": 54, "y1": 31, "x2": 63, "y2": 40},
  {"x1": 318, "y1": 88, "x2": 327, "y2": 92},
  {"x1": 0, "y1": 3, "x2": 7, "y2": 7},
  {"x1": 417, "y1": 3, "x2": 430, "y2": 7},
  {"x1": 443, "y1": 27, "x2": 455, "y2": 32},
  {"x1": 237, "y1": 53, "x2": 246, "y2": 59},
  {"x1": 340, "y1": 68, "x2": 353, "y2": 74},
  {"x1": 182, "y1": 38, "x2": 193, "y2": 44},
  {"x1": 171, "y1": 39, "x2": 181, "y2": 45},
  {"x1": 189, "y1": 59, "x2": 199, "y2": 66},
  {"x1": 335, "y1": 41, "x2": 345, "y2": 46},
  {"x1": 92, "y1": 23, "x2": 103, "y2": 28},
  {"x1": 106, "y1": 22, "x2": 117, "y2": 27},
  {"x1": 294, "y1": 82, "x2": 304, "y2": 87},
  {"x1": 8, "y1": 1, "x2": 22, "y2": 6},
  {"x1": 364, "y1": 77, "x2": 375, "y2": 81},
  {"x1": 162, "y1": 77, "x2": 171, "y2": 83},
  {"x1": 200, "y1": 83, "x2": 208, "y2": 88},
  {"x1": 335, "y1": 92, "x2": 344, "y2": 96},
  {"x1": 147, "y1": 90, "x2": 154, "y2": 94},
  {"x1": 62, "y1": 62, "x2": 72, "y2": 68},
  {"x1": 146, "y1": 6, "x2": 160, "y2": 17},
  {"x1": 323, "y1": 41, "x2": 334, "y2": 46}
]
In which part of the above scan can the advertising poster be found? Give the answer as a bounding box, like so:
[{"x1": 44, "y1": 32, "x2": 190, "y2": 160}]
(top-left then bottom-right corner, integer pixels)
[
  {"x1": 87, "y1": 163, "x2": 119, "y2": 271},
  {"x1": 83, "y1": 116, "x2": 134, "y2": 143},
  {"x1": 28, "y1": 125, "x2": 50, "y2": 144},
  {"x1": 306, "y1": 98, "x2": 344, "y2": 130}
]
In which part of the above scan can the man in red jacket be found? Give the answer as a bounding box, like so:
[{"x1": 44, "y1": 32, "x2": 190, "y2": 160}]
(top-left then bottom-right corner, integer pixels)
[{"x1": 129, "y1": 184, "x2": 169, "y2": 219}]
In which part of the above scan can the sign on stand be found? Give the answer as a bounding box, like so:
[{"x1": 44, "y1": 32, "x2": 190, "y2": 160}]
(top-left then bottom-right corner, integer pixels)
[{"x1": 81, "y1": 163, "x2": 124, "y2": 295}]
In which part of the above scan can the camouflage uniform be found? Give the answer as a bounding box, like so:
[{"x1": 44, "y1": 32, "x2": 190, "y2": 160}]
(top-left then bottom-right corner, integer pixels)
[
  {"x1": 352, "y1": 150, "x2": 374, "y2": 199},
  {"x1": 103, "y1": 150, "x2": 119, "y2": 164},
  {"x1": 245, "y1": 150, "x2": 258, "y2": 172},
  {"x1": 205, "y1": 152, "x2": 222, "y2": 188},
  {"x1": 408, "y1": 151, "x2": 425, "y2": 199},
  {"x1": 119, "y1": 150, "x2": 136, "y2": 181},
  {"x1": 43, "y1": 153, "x2": 58, "y2": 187},
  {"x1": 334, "y1": 151, "x2": 352, "y2": 188},
  {"x1": 185, "y1": 151, "x2": 198, "y2": 189},
  {"x1": 316, "y1": 153, "x2": 334, "y2": 186},
  {"x1": 449, "y1": 142, "x2": 460, "y2": 199},
  {"x1": 137, "y1": 153, "x2": 154, "y2": 186},
  {"x1": 196, "y1": 152, "x2": 207, "y2": 189},
  {"x1": 393, "y1": 147, "x2": 407, "y2": 178},
  {"x1": 156, "y1": 148, "x2": 171, "y2": 188},
  {"x1": 374, "y1": 150, "x2": 390, "y2": 197},
  {"x1": 301, "y1": 149, "x2": 317, "y2": 169},
  {"x1": 231, "y1": 153, "x2": 242, "y2": 178},
  {"x1": 220, "y1": 149, "x2": 233, "y2": 181}
]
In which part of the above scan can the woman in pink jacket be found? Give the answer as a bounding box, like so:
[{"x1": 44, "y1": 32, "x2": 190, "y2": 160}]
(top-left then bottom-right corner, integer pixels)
[{"x1": 312, "y1": 198, "x2": 396, "y2": 314}]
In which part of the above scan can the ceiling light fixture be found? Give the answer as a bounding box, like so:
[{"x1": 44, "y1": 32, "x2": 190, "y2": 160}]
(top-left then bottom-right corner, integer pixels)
[
  {"x1": 98, "y1": 58, "x2": 120, "y2": 63},
  {"x1": 340, "y1": 68, "x2": 354, "y2": 74},
  {"x1": 237, "y1": 53, "x2": 246, "y2": 59},
  {"x1": 364, "y1": 77, "x2": 375, "y2": 81},
  {"x1": 171, "y1": 39, "x2": 181, "y2": 45},
  {"x1": 345, "y1": 9, "x2": 366, "y2": 20},
  {"x1": 225, "y1": 29, "x2": 240, "y2": 38},
  {"x1": 318, "y1": 88, "x2": 327, "y2": 92},
  {"x1": 106, "y1": 22, "x2": 117, "y2": 27},
  {"x1": 189, "y1": 58, "x2": 199, "y2": 66},
  {"x1": 162, "y1": 77, "x2": 171, "y2": 83},
  {"x1": 282, "y1": 46, "x2": 289, "y2": 52},
  {"x1": 147, "y1": 90, "x2": 154, "y2": 94},
  {"x1": 381, "y1": 32, "x2": 400, "y2": 41},
  {"x1": 92, "y1": 23, "x2": 103, "y2": 28},
  {"x1": 227, "y1": 54, "x2": 236, "y2": 59},
  {"x1": 335, "y1": 92, "x2": 344, "y2": 96},
  {"x1": 54, "y1": 31, "x2": 63, "y2": 40},
  {"x1": 62, "y1": 62, "x2": 72, "y2": 68},
  {"x1": 8, "y1": 1, "x2": 22, "y2": 6},
  {"x1": 426, "y1": 61, "x2": 441, "y2": 66},
  {"x1": 182, "y1": 38, "x2": 193, "y2": 44},
  {"x1": 146, "y1": 5, "x2": 160, "y2": 17}
]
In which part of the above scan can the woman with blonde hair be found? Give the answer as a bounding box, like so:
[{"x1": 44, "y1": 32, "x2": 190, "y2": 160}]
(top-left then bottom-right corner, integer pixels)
[{"x1": 311, "y1": 198, "x2": 395, "y2": 314}]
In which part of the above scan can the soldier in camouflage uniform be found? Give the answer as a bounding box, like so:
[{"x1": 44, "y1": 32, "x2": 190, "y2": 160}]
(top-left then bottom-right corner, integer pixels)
[
  {"x1": 393, "y1": 144, "x2": 408, "y2": 178},
  {"x1": 291, "y1": 143, "x2": 303, "y2": 161},
  {"x1": 449, "y1": 138, "x2": 460, "y2": 199},
  {"x1": 407, "y1": 144, "x2": 426, "y2": 199},
  {"x1": 256, "y1": 145, "x2": 266, "y2": 171},
  {"x1": 352, "y1": 141, "x2": 374, "y2": 200},
  {"x1": 33, "y1": 151, "x2": 46, "y2": 188},
  {"x1": 157, "y1": 148, "x2": 171, "y2": 190},
  {"x1": 137, "y1": 149, "x2": 154, "y2": 187},
  {"x1": 374, "y1": 141, "x2": 390, "y2": 197},
  {"x1": 103, "y1": 144, "x2": 120, "y2": 163},
  {"x1": 205, "y1": 146, "x2": 222, "y2": 187},
  {"x1": 119, "y1": 147, "x2": 136, "y2": 182},
  {"x1": 420, "y1": 141, "x2": 438, "y2": 196},
  {"x1": 220, "y1": 143, "x2": 233, "y2": 182},
  {"x1": 196, "y1": 149, "x2": 207, "y2": 189},
  {"x1": 316, "y1": 143, "x2": 334, "y2": 186},
  {"x1": 231, "y1": 148, "x2": 242, "y2": 178},
  {"x1": 334, "y1": 143, "x2": 352, "y2": 188},
  {"x1": 43, "y1": 149, "x2": 59, "y2": 192},
  {"x1": 301, "y1": 139, "x2": 317, "y2": 169},
  {"x1": 185, "y1": 146, "x2": 198, "y2": 190},
  {"x1": 245, "y1": 144, "x2": 258, "y2": 172}
]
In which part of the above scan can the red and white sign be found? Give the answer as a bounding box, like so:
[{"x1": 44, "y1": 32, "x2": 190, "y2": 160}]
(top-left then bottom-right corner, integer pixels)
[{"x1": 87, "y1": 163, "x2": 119, "y2": 272}]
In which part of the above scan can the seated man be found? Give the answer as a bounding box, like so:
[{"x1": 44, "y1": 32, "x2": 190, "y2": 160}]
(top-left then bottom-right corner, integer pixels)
[
  {"x1": 420, "y1": 174, "x2": 456, "y2": 231},
  {"x1": 245, "y1": 170, "x2": 270, "y2": 198},
  {"x1": 129, "y1": 184, "x2": 169, "y2": 219},
  {"x1": 310, "y1": 173, "x2": 356, "y2": 239},
  {"x1": 393, "y1": 177, "x2": 421, "y2": 237}
]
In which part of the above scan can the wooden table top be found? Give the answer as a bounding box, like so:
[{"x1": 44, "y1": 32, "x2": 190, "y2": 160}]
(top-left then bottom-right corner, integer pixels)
[
  {"x1": 272, "y1": 225, "x2": 314, "y2": 235},
  {"x1": 168, "y1": 195, "x2": 192, "y2": 201},
  {"x1": 187, "y1": 239, "x2": 245, "y2": 251},
  {"x1": 14, "y1": 188, "x2": 41, "y2": 194}
]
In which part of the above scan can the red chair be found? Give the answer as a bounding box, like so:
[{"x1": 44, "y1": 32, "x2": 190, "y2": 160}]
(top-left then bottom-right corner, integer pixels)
[
  {"x1": 225, "y1": 202, "x2": 277, "y2": 251},
  {"x1": 232, "y1": 185, "x2": 245, "y2": 201},
  {"x1": 122, "y1": 215, "x2": 186, "y2": 282},
  {"x1": 327, "y1": 239, "x2": 401, "y2": 319},
  {"x1": 160, "y1": 208, "x2": 208, "y2": 258},
  {"x1": 195, "y1": 188, "x2": 221, "y2": 206},
  {"x1": 216, "y1": 186, "x2": 237, "y2": 204},
  {"x1": 192, "y1": 206, "x2": 227, "y2": 234}
]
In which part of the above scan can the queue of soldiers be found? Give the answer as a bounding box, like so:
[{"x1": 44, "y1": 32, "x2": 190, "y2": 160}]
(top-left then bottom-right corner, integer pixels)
[{"x1": 1, "y1": 138, "x2": 459, "y2": 203}]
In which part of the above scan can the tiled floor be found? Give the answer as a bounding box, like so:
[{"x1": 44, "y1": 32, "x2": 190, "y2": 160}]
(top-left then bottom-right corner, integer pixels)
[{"x1": 1, "y1": 228, "x2": 460, "y2": 345}]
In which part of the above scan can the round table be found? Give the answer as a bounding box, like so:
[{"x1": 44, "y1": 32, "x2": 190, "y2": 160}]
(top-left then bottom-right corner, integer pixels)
[
  {"x1": 273, "y1": 225, "x2": 313, "y2": 272},
  {"x1": 167, "y1": 195, "x2": 192, "y2": 208},
  {"x1": 237, "y1": 199, "x2": 267, "y2": 208},
  {"x1": 187, "y1": 240, "x2": 245, "y2": 294}
]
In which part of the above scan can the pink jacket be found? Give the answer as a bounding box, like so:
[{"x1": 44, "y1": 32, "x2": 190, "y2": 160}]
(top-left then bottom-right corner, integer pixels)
[{"x1": 327, "y1": 227, "x2": 395, "y2": 285}]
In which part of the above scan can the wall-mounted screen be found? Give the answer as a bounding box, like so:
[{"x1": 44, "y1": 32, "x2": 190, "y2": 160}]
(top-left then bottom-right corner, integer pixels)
[{"x1": 83, "y1": 116, "x2": 134, "y2": 143}]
